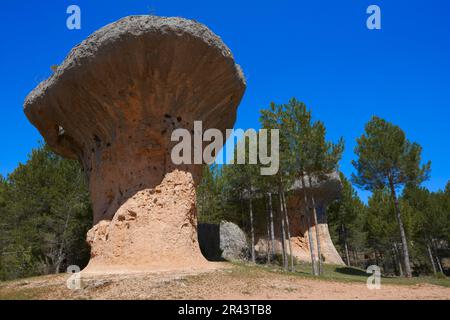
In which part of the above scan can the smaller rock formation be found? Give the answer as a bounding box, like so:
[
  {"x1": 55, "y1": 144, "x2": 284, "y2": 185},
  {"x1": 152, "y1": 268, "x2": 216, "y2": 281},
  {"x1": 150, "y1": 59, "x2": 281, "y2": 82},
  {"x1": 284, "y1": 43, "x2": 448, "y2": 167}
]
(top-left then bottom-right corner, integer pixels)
[
  {"x1": 255, "y1": 171, "x2": 345, "y2": 265},
  {"x1": 198, "y1": 221, "x2": 249, "y2": 261}
]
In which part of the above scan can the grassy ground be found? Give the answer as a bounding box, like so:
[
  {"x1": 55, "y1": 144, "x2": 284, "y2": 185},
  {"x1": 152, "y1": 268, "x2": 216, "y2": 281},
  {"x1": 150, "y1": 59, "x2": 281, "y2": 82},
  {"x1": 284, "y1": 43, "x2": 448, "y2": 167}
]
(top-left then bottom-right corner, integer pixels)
[
  {"x1": 0, "y1": 275, "x2": 63, "y2": 300},
  {"x1": 236, "y1": 261, "x2": 450, "y2": 288},
  {"x1": 0, "y1": 262, "x2": 449, "y2": 300}
]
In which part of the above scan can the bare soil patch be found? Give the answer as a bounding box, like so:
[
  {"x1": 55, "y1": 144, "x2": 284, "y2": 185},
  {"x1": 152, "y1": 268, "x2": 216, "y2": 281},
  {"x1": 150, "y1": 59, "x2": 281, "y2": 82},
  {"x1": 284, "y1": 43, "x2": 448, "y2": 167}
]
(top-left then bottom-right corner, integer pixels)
[{"x1": 1, "y1": 263, "x2": 449, "y2": 300}]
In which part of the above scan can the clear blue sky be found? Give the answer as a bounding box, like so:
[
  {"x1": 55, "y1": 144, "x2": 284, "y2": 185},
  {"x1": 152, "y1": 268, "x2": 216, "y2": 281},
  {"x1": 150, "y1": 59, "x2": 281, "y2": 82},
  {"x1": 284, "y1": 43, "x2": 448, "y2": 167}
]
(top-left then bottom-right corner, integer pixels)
[{"x1": 1, "y1": 0, "x2": 449, "y2": 202}]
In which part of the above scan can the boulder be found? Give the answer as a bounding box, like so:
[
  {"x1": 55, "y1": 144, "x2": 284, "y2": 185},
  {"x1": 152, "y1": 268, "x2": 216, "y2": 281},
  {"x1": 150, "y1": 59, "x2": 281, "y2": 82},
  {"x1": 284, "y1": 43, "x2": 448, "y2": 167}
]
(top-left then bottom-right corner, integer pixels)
[
  {"x1": 220, "y1": 221, "x2": 250, "y2": 261},
  {"x1": 198, "y1": 221, "x2": 249, "y2": 261}
]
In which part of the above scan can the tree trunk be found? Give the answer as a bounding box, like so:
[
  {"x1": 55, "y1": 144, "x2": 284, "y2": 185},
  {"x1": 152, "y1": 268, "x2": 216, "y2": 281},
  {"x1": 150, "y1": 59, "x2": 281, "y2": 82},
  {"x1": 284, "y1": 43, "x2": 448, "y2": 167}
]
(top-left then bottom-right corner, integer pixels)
[
  {"x1": 344, "y1": 240, "x2": 350, "y2": 267},
  {"x1": 380, "y1": 252, "x2": 388, "y2": 274},
  {"x1": 265, "y1": 195, "x2": 271, "y2": 264},
  {"x1": 436, "y1": 255, "x2": 444, "y2": 274},
  {"x1": 278, "y1": 192, "x2": 288, "y2": 271},
  {"x1": 427, "y1": 242, "x2": 437, "y2": 275},
  {"x1": 391, "y1": 247, "x2": 399, "y2": 276},
  {"x1": 309, "y1": 185, "x2": 323, "y2": 275},
  {"x1": 266, "y1": 218, "x2": 271, "y2": 264},
  {"x1": 389, "y1": 179, "x2": 412, "y2": 278},
  {"x1": 353, "y1": 249, "x2": 358, "y2": 266},
  {"x1": 393, "y1": 243, "x2": 404, "y2": 277},
  {"x1": 55, "y1": 207, "x2": 72, "y2": 274},
  {"x1": 249, "y1": 196, "x2": 255, "y2": 264},
  {"x1": 391, "y1": 246, "x2": 399, "y2": 276},
  {"x1": 240, "y1": 193, "x2": 245, "y2": 230},
  {"x1": 282, "y1": 190, "x2": 295, "y2": 272},
  {"x1": 342, "y1": 224, "x2": 351, "y2": 266},
  {"x1": 280, "y1": 213, "x2": 288, "y2": 270},
  {"x1": 268, "y1": 193, "x2": 276, "y2": 257},
  {"x1": 432, "y1": 239, "x2": 444, "y2": 274},
  {"x1": 300, "y1": 174, "x2": 317, "y2": 275},
  {"x1": 55, "y1": 243, "x2": 66, "y2": 274}
]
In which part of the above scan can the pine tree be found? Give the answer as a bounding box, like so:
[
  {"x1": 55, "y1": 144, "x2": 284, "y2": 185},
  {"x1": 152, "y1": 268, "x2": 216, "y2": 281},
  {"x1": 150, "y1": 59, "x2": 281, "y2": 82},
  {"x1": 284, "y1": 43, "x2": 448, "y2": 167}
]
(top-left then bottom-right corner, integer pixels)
[
  {"x1": 365, "y1": 189, "x2": 401, "y2": 273},
  {"x1": 260, "y1": 98, "x2": 344, "y2": 274},
  {"x1": 0, "y1": 144, "x2": 92, "y2": 280},
  {"x1": 281, "y1": 98, "x2": 344, "y2": 275},
  {"x1": 197, "y1": 164, "x2": 225, "y2": 224},
  {"x1": 220, "y1": 139, "x2": 261, "y2": 264},
  {"x1": 402, "y1": 185, "x2": 447, "y2": 275},
  {"x1": 260, "y1": 102, "x2": 296, "y2": 271},
  {"x1": 352, "y1": 116, "x2": 431, "y2": 277}
]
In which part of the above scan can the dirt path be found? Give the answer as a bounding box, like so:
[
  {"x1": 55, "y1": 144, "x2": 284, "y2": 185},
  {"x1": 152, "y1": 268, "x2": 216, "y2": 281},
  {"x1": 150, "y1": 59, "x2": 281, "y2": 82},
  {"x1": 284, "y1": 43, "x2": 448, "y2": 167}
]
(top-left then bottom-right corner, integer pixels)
[{"x1": 1, "y1": 264, "x2": 449, "y2": 300}]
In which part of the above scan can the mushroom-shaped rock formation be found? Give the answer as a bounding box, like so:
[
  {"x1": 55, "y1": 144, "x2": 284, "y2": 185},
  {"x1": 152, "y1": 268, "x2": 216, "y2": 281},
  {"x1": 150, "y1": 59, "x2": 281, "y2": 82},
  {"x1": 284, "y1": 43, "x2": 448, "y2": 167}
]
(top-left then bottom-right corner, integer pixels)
[{"x1": 24, "y1": 16, "x2": 246, "y2": 273}]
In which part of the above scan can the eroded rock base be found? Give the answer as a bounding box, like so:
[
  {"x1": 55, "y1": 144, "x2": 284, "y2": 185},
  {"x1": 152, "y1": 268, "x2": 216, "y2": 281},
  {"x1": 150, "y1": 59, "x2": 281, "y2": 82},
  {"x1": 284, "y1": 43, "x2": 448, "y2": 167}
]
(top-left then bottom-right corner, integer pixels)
[
  {"x1": 83, "y1": 170, "x2": 212, "y2": 274},
  {"x1": 255, "y1": 222, "x2": 344, "y2": 265}
]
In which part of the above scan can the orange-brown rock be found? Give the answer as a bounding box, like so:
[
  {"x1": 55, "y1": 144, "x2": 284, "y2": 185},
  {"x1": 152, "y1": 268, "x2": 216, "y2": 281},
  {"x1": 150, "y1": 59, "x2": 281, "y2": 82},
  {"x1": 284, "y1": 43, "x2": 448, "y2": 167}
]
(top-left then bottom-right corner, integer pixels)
[
  {"x1": 255, "y1": 172, "x2": 345, "y2": 265},
  {"x1": 24, "y1": 16, "x2": 246, "y2": 273}
]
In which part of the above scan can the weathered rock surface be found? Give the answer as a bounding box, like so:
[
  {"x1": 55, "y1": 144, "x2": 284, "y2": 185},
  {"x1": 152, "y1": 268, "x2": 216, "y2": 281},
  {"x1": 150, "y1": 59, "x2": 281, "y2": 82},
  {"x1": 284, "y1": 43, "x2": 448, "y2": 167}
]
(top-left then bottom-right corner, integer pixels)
[
  {"x1": 198, "y1": 221, "x2": 249, "y2": 261},
  {"x1": 24, "y1": 15, "x2": 246, "y2": 273},
  {"x1": 256, "y1": 172, "x2": 345, "y2": 265},
  {"x1": 220, "y1": 221, "x2": 250, "y2": 261}
]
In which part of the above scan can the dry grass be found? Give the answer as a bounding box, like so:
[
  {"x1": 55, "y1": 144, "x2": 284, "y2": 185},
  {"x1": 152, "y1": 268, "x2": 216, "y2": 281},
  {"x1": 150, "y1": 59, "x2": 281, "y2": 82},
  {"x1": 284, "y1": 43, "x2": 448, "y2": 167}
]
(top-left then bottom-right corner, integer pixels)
[{"x1": 0, "y1": 262, "x2": 449, "y2": 300}]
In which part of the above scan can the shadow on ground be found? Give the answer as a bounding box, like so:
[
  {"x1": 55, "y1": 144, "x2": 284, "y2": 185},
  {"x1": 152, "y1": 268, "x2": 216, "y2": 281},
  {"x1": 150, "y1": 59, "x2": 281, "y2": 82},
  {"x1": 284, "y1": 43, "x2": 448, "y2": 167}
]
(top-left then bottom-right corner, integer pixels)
[
  {"x1": 335, "y1": 267, "x2": 368, "y2": 277},
  {"x1": 197, "y1": 223, "x2": 225, "y2": 262}
]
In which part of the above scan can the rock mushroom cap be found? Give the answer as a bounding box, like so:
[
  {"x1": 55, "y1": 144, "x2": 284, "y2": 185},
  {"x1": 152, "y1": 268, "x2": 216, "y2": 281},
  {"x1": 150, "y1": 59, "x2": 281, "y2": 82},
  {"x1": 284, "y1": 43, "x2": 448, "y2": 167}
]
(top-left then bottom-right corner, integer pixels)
[
  {"x1": 291, "y1": 171, "x2": 342, "y2": 203},
  {"x1": 24, "y1": 15, "x2": 246, "y2": 161}
]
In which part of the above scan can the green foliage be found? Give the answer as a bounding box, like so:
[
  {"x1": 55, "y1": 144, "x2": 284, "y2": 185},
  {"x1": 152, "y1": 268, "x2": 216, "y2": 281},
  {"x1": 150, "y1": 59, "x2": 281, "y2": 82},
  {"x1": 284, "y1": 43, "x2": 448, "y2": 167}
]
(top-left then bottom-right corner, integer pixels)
[
  {"x1": 352, "y1": 116, "x2": 431, "y2": 191},
  {"x1": 327, "y1": 173, "x2": 367, "y2": 265},
  {"x1": 365, "y1": 189, "x2": 398, "y2": 250},
  {"x1": 197, "y1": 143, "x2": 268, "y2": 238},
  {"x1": 198, "y1": 98, "x2": 346, "y2": 274},
  {"x1": 351, "y1": 116, "x2": 432, "y2": 277},
  {"x1": 1, "y1": 100, "x2": 447, "y2": 281},
  {"x1": 260, "y1": 98, "x2": 344, "y2": 183},
  {"x1": 407, "y1": 186, "x2": 449, "y2": 242},
  {"x1": 402, "y1": 184, "x2": 450, "y2": 273},
  {"x1": 0, "y1": 144, "x2": 92, "y2": 280},
  {"x1": 196, "y1": 164, "x2": 244, "y2": 224},
  {"x1": 283, "y1": 99, "x2": 344, "y2": 176}
]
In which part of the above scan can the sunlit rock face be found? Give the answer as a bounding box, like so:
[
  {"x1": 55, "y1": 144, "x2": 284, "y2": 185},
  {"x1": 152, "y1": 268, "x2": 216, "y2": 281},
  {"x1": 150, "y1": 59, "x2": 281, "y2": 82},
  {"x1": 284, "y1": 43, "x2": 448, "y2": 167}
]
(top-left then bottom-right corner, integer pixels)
[{"x1": 24, "y1": 15, "x2": 246, "y2": 273}]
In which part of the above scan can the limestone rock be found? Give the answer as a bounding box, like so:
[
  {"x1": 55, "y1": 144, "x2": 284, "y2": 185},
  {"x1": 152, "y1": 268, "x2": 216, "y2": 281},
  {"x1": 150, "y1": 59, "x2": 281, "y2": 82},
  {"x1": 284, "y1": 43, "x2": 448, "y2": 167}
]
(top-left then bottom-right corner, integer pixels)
[
  {"x1": 291, "y1": 171, "x2": 342, "y2": 204},
  {"x1": 219, "y1": 221, "x2": 249, "y2": 261},
  {"x1": 23, "y1": 15, "x2": 246, "y2": 273},
  {"x1": 198, "y1": 221, "x2": 249, "y2": 261},
  {"x1": 256, "y1": 171, "x2": 345, "y2": 265}
]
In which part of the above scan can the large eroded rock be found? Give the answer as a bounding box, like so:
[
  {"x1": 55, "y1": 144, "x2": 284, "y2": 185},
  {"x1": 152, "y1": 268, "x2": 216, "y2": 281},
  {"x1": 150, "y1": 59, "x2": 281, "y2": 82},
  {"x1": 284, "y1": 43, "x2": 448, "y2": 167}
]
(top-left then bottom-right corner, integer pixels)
[{"x1": 24, "y1": 16, "x2": 246, "y2": 273}]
